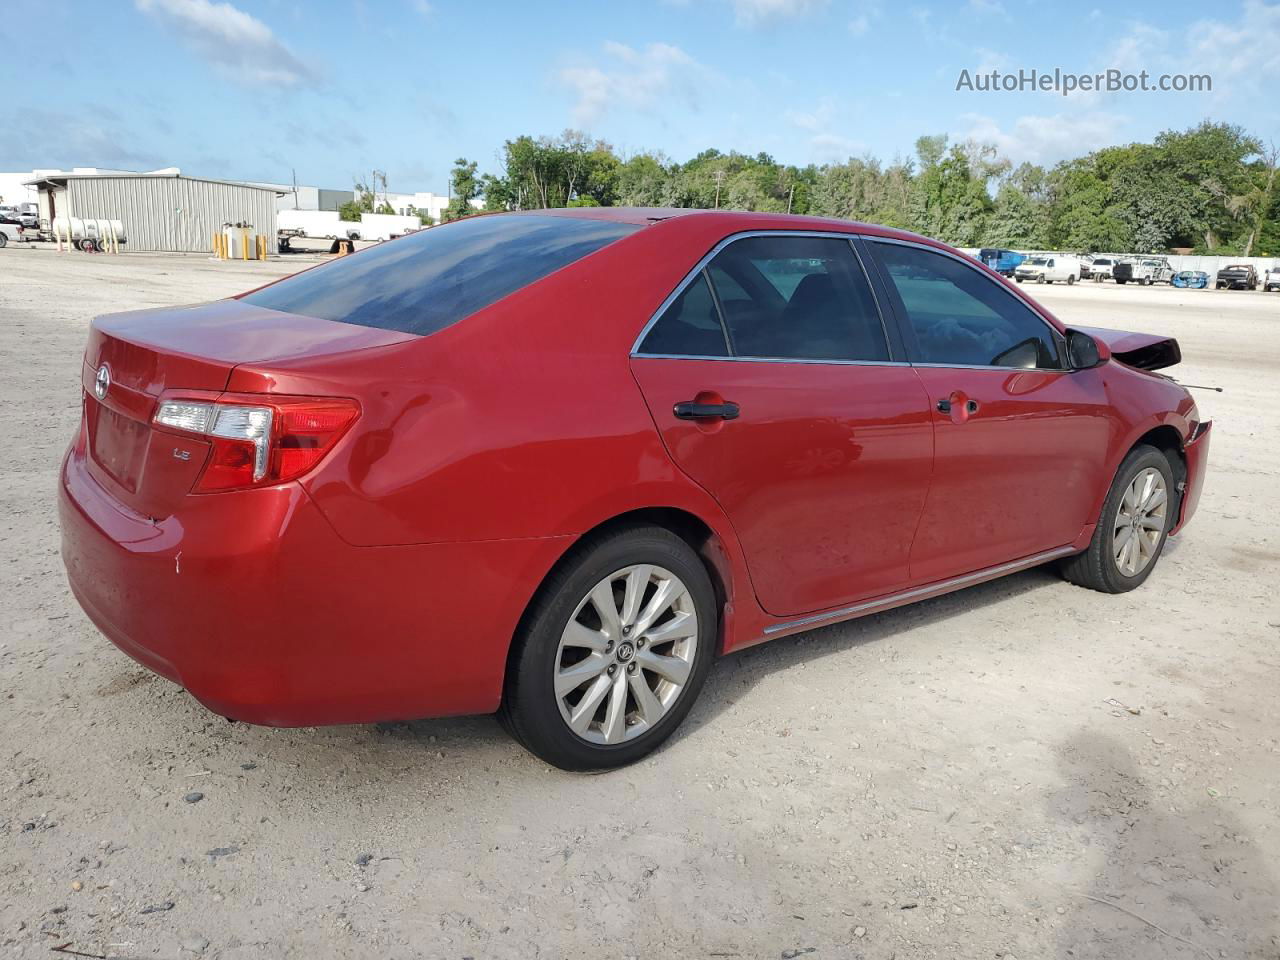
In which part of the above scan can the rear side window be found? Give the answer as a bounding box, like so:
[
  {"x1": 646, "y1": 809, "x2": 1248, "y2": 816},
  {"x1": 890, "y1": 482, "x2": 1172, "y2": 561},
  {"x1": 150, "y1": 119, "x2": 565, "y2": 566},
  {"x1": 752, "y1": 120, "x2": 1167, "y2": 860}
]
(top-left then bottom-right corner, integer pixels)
[
  {"x1": 709, "y1": 236, "x2": 888, "y2": 361},
  {"x1": 873, "y1": 241, "x2": 1061, "y2": 369},
  {"x1": 243, "y1": 214, "x2": 639, "y2": 335},
  {"x1": 639, "y1": 272, "x2": 729, "y2": 357}
]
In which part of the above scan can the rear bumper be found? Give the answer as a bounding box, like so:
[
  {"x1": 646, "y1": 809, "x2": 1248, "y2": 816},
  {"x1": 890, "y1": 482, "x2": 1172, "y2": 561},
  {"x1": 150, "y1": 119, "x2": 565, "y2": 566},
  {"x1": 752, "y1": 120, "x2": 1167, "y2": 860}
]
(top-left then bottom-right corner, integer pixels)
[
  {"x1": 1172, "y1": 420, "x2": 1211, "y2": 534},
  {"x1": 59, "y1": 444, "x2": 572, "y2": 726}
]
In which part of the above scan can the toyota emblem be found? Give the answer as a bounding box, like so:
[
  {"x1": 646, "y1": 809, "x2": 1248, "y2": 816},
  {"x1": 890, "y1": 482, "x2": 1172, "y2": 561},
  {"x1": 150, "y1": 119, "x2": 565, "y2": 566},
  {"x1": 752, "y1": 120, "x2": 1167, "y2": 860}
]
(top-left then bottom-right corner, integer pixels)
[{"x1": 94, "y1": 364, "x2": 111, "y2": 401}]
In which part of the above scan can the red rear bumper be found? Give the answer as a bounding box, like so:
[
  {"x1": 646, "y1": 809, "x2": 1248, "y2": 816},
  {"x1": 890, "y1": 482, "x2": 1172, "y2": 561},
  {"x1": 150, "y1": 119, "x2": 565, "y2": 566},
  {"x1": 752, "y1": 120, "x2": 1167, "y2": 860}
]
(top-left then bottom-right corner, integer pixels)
[
  {"x1": 1172, "y1": 420, "x2": 1211, "y2": 534},
  {"x1": 60, "y1": 443, "x2": 570, "y2": 726}
]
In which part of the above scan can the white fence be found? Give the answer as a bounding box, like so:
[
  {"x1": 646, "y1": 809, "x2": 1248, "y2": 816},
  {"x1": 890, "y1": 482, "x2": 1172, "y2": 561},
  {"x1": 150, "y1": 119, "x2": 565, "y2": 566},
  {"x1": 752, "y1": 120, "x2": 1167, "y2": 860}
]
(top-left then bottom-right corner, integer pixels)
[{"x1": 961, "y1": 248, "x2": 1280, "y2": 275}]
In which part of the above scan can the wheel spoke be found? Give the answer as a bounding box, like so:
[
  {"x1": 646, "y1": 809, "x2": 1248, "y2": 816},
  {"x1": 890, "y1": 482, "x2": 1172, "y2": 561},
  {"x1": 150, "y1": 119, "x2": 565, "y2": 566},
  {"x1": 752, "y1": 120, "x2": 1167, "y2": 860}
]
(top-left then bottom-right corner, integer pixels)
[
  {"x1": 568, "y1": 673, "x2": 612, "y2": 734},
  {"x1": 628, "y1": 670, "x2": 664, "y2": 725},
  {"x1": 601, "y1": 671, "x2": 629, "y2": 743},
  {"x1": 555, "y1": 653, "x2": 607, "y2": 697},
  {"x1": 619, "y1": 564, "x2": 652, "y2": 627},
  {"x1": 589, "y1": 578, "x2": 623, "y2": 639},
  {"x1": 636, "y1": 647, "x2": 691, "y2": 686},
  {"x1": 1139, "y1": 513, "x2": 1164, "y2": 531},
  {"x1": 561, "y1": 620, "x2": 609, "y2": 652},
  {"x1": 642, "y1": 610, "x2": 697, "y2": 646},
  {"x1": 633, "y1": 577, "x2": 685, "y2": 637},
  {"x1": 1141, "y1": 488, "x2": 1167, "y2": 514},
  {"x1": 1114, "y1": 525, "x2": 1134, "y2": 554}
]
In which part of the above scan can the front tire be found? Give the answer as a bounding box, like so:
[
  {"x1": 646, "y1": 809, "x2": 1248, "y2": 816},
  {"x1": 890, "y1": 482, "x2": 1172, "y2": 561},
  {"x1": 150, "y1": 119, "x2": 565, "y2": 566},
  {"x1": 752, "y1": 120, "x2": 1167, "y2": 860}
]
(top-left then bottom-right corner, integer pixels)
[
  {"x1": 1060, "y1": 445, "x2": 1175, "y2": 593},
  {"x1": 500, "y1": 525, "x2": 717, "y2": 770}
]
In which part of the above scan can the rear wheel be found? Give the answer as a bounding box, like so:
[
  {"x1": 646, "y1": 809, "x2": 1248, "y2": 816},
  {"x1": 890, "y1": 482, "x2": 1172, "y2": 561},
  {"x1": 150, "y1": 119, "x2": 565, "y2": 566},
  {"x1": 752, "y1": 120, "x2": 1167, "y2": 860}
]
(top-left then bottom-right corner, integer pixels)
[
  {"x1": 500, "y1": 526, "x2": 717, "y2": 770},
  {"x1": 1067, "y1": 274, "x2": 1076, "y2": 285},
  {"x1": 1060, "y1": 445, "x2": 1175, "y2": 593},
  {"x1": 0, "y1": 232, "x2": 7, "y2": 248}
]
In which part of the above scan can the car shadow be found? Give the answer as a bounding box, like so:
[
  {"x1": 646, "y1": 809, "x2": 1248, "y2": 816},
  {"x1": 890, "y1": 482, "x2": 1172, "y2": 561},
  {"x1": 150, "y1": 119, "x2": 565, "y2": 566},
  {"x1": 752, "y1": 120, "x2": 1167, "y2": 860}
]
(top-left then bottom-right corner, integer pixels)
[
  {"x1": 677, "y1": 563, "x2": 1066, "y2": 738},
  {"x1": 364, "y1": 564, "x2": 1066, "y2": 762},
  {"x1": 1048, "y1": 731, "x2": 1278, "y2": 958}
]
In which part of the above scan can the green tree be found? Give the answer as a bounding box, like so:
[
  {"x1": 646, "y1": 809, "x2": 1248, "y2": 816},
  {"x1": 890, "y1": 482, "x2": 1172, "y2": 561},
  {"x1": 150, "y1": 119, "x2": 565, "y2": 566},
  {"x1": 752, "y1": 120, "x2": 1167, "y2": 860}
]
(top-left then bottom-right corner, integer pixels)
[{"x1": 442, "y1": 158, "x2": 481, "y2": 221}]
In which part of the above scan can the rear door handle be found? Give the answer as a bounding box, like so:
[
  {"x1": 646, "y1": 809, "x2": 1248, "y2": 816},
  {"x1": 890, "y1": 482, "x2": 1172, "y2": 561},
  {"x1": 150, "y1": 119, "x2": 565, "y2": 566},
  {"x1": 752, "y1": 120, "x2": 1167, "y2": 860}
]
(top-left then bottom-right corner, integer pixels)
[
  {"x1": 674, "y1": 400, "x2": 740, "y2": 421},
  {"x1": 936, "y1": 398, "x2": 979, "y2": 414}
]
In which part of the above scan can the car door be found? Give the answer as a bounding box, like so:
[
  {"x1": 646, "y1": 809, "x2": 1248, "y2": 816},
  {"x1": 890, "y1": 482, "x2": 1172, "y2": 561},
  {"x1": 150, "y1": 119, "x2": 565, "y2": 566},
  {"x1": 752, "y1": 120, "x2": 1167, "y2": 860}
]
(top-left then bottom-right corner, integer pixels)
[
  {"x1": 629, "y1": 233, "x2": 934, "y2": 618},
  {"x1": 865, "y1": 238, "x2": 1113, "y2": 585}
]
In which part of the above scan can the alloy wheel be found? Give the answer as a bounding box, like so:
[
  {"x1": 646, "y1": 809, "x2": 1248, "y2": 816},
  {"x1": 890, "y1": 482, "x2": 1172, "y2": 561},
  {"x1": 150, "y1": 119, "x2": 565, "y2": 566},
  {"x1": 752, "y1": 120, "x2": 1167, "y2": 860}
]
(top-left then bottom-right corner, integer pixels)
[
  {"x1": 554, "y1": 564, "x2": 699, "y2": 744},
  {"x1": 1113, "y1": 467, "x2": 1168, "y2": 577}
]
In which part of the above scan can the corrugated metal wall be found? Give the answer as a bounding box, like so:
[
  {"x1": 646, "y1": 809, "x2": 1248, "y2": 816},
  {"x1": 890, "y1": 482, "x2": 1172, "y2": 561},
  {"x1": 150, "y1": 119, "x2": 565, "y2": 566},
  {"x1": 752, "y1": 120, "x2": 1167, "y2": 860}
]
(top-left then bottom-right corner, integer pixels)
[{"x1": 64, "y1": 177, "x2": 277, "y2": 252}]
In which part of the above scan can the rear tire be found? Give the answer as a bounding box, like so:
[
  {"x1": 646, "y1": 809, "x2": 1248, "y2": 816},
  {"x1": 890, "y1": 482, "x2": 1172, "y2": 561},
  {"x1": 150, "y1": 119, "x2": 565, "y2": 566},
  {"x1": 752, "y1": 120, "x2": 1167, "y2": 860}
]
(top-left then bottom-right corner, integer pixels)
[
  {"x1": 1067, "y1": 274, "x2": 1076, "y2": 285},
  {"x1": 1059, "y1": 445, "x2": 1175, "y2": 594},
  {"x1": 500, "y1": 525, "x2": 717, "y2": 771},
  {"x1": 0, "y1": 232, "x2": 7, "y2": 248}
]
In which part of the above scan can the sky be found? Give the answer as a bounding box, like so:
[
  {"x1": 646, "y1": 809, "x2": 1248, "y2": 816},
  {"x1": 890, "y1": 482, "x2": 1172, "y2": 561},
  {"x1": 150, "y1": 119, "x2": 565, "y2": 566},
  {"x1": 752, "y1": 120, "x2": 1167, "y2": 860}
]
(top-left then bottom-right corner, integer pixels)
[{"x1": 1, "y1": 0, "x2": 1277, "y2": 195}]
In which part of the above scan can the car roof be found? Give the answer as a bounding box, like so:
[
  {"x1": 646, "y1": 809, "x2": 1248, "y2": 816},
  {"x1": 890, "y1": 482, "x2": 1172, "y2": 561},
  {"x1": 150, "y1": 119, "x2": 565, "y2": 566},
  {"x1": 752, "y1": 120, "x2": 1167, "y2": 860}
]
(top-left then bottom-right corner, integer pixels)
[{"x1": 514, "y1": 205, "x2": 948, "y2": 247}]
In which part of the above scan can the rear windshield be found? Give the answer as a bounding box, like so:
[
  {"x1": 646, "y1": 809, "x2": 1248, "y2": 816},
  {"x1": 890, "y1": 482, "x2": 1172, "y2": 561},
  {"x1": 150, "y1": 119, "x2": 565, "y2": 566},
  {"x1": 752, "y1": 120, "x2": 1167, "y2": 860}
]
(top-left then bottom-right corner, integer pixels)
[{"x1": 243, "y1": 214, "x2": 639, "y2": 335}]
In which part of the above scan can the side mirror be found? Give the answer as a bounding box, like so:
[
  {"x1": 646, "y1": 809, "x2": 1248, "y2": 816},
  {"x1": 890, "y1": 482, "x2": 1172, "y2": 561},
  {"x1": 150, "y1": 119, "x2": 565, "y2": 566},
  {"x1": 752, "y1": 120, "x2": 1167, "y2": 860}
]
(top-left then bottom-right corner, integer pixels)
[{"x1": 1066, "y1": 329, "x2": 1104, "y2": 369}]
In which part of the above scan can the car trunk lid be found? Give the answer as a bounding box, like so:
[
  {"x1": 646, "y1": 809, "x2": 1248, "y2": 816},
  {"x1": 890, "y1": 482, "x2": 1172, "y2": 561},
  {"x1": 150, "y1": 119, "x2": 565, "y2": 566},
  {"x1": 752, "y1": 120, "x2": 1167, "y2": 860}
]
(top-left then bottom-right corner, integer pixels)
[{"x1": 81, "y1": 299, "x2": 417, "y2": 517}]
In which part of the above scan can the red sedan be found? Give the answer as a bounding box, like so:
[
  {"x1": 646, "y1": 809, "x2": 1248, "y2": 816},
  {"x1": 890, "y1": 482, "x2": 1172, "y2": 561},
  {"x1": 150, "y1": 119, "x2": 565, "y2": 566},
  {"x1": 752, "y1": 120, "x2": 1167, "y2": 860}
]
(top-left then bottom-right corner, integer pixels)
[{"x1": 59, "y1": 209, "x2": 1211, "y2": 769}]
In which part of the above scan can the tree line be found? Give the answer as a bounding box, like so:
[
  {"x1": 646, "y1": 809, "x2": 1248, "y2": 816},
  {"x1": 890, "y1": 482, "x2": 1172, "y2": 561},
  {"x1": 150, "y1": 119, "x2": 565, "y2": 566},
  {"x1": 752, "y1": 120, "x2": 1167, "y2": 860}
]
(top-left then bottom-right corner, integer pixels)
[{"x1": 438, "y1": 122, "x2": 1279, "y2": 256}]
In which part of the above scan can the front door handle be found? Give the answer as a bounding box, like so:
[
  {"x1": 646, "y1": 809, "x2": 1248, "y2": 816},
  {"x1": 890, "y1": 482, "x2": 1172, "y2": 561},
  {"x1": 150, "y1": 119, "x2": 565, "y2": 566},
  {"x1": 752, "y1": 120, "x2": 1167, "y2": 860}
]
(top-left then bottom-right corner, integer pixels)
[
  {"x1": 674, "y1": 400, "x2": 740, "y2": 421},
  {"x1": 936, "y1": 398, "x2": 979, "y2": 414}
]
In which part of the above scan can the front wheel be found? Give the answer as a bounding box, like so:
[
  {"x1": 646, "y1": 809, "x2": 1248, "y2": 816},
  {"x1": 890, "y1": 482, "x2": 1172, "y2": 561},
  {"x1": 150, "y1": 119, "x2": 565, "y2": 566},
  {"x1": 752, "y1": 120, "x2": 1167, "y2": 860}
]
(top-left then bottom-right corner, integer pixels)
[
  {"x1": 500, "y1": 526, "x2": 717, "y2": 770},
  {"x1": 1067, "y1": 274, "x2": 1076, "y2": 285},
  {"x1": 1060, "y1": 445, "x2": 1175, "y2": 593}
]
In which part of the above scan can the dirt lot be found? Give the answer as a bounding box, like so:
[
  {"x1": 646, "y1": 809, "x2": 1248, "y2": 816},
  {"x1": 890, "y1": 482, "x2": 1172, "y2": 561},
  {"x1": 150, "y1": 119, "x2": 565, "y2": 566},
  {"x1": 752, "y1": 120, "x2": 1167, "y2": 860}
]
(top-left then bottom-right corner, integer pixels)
[{"x1": 1, "y1": 245, "x2": 1278, "y2": 959}]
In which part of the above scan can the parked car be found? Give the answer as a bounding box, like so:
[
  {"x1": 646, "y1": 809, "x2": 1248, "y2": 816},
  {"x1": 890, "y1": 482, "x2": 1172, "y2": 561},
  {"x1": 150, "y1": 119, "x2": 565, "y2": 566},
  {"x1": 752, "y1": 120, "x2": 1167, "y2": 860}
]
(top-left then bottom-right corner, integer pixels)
[
  {"x1": 1013, "y1": 255, "x2": 1084, "y2": 284},
  {"x1": 0, "y1": 221, "x2": 26, "y2": 247},
  {"x1": 58, "y1": 209, "x2": 1212, "y2": 770},
  {"x1": 1090, "y1": 257, "x2": 1118, "y2": 281},
  {"x1": 1113, "y1": 257, "x2": 1173, "y2": 285},
  {"x1": 1264, "y1": 265, "x2": 1280, "y2": 292},
  {"x1": 1172, "y1": 270, "x2": 1210, "y2": 289},
  {"x1": 977, "y1": 247, "x2": 1025, "y2": 277},
  {"x1": 1215, "y1": 264, "x2": 1258, "y2": 290},
  {"x1": 1078, "y1": 255, "x2": 1095, "y2": 280}
]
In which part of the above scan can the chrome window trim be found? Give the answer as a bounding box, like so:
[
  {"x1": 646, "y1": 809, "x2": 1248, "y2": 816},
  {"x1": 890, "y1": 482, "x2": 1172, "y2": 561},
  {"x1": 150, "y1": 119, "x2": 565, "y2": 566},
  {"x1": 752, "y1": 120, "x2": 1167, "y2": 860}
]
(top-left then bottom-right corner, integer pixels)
[
  {"x1": 629, "y1": 229, "x2": 894, "y2": 362},
  {"x1": 633, "y1": 354, "x2": 913, "y2": 367},
  {"x1": 868, "y1": 235, "x2": 1069, "y2": 371}
]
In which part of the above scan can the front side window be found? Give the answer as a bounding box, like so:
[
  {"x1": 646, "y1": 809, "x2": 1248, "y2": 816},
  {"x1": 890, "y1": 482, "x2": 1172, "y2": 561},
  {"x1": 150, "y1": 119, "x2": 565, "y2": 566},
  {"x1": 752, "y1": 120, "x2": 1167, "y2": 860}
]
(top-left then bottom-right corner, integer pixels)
[
  {"x1": 243, "y1": 214, "x2": 639, "y2": 336},
  {"x1": 873, "y1": 241, "x2": 1061, "y2": 369}
]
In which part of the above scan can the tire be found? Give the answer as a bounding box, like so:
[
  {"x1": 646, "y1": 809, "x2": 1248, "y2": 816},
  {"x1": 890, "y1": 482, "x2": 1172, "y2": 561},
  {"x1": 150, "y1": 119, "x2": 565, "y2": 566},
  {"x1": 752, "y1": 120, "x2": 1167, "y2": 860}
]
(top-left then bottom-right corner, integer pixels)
[
  {"x1": 1015, "y1": 277, "x2": 1023, "y2": 283},
  {"x1": 0, "y1": 232, "x2": 7, "y2": 248},
  {"x1": 1116, "y1": 279, "x2": 1127, "y2": 284},
  {"x1": 1036, "y1": 275, "x2": 1046, "y2": 284},
  {"x1": 500, "y1": 525, "x2": 717, "y2": 770},
  {"x1": 1067, "y1": 274, "x2": 1076, "y2": 285},
  {"x1": 1059, "y1": 444, "x2": 1176, "y2": 594}
]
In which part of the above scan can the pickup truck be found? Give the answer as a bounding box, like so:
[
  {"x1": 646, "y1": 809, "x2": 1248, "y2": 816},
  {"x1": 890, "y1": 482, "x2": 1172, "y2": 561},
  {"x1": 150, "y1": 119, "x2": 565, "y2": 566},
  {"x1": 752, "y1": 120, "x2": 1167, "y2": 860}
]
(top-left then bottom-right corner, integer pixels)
[
  {"x1": 1216, "y1": 264, "x2": 1258, "y2": 290},
  {"x1": 977, "y1": 247, "x2": 1025, "y2": 277},
  {"x1": 1113, "y1": 257, "x2": 1173, "y2": 285},
  {"x1": 1264, "y1": 265, "x2": 1280, "y2": 292}
]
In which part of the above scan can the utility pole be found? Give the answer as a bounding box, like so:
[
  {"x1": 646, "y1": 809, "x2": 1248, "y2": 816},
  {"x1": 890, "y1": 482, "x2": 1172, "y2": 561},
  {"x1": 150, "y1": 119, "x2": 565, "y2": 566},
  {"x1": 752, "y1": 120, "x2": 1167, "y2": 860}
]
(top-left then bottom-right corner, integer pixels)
[
  {"x1": 712, "y1": 169, "x2": 726, "y2": 209},
  {"x1": 291, "y1": 168, "x2": 298, "y2": 210},
  {"x1": 787, "y1": 182, "x2": 795, "y2": 214}
]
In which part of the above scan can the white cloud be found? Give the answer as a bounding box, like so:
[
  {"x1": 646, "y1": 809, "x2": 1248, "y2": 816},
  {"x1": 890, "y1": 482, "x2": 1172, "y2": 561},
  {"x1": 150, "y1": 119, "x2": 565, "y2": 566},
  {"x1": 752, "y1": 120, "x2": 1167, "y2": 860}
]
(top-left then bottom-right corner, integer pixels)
[
  {"x1": 558, "y1": 42, "x2": 719, "y2": 127},
  {"x1": 135, "y1": 0, "x2": 317, "y2": 88},
  {"x1": 1190, "y1": 0, "x2": 1280, "y2": 96},
  {"x1": 410, "y1": 0, "x2": 433, "y2": 15},
  {"x1": 729, "y1": 0, "x2": 827, "y2": 25},
  {"x1": 968, "y1": 0, "x2": 1005, "y2": 14},
  {"x1": 959, "y1": 110, "x2": 1129, "y2": 165}
]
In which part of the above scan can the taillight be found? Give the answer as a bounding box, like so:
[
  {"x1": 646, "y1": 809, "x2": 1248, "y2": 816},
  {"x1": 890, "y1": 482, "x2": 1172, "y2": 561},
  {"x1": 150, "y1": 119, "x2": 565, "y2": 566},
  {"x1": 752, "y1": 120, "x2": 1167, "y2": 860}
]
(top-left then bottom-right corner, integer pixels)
[{"x1": 153, "y1": 395, "x2": 359, "y2": 493}]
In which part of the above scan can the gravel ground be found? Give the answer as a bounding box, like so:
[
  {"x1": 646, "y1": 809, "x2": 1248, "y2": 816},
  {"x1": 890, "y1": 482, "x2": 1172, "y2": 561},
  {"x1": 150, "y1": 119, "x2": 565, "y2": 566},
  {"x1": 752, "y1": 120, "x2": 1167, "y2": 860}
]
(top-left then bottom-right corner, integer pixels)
[{"x1": 1, "y1": 245, "x2": 1278, "y2": 959}]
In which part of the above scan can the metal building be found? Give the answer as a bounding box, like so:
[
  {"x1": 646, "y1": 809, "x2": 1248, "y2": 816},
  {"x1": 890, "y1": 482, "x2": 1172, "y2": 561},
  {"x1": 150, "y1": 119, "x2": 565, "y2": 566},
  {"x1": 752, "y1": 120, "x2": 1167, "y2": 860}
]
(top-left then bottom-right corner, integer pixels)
[{"x1": 24, "y1": 171, "x2": 281, "y2": 253}]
